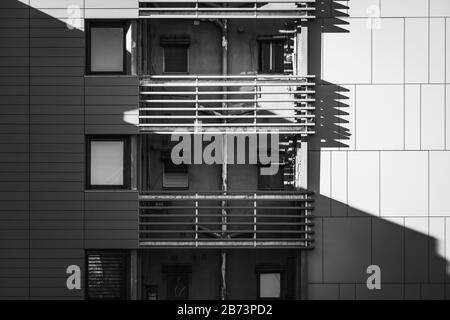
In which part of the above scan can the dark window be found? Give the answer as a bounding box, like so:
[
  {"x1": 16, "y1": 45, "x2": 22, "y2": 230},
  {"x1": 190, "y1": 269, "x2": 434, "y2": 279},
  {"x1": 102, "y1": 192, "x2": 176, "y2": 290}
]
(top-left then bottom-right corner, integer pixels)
[
  {"x1": 145, "y1": 285, "x2": 158, "y2": 300},
  {"x1": 160, "y1": 35, "x2": 190, "y2": 73},
  {"x1": 86, "y1": 251, "x2": 128, "y2": 300},
  {"x1": 86, "y1": 136, "x2": 130, "y2": 189},
  {"x1": 86, "y1": 21, "x2": 127, "y2": 75},
  {"x1": 167, "y1": 274, "x2": 189, "y2": 300},
  {"x1": 163, "y1": 46, "x2": 188, "y2": 73},
  {"x1": 162, "y1": 154, "x2": 189, "y2": 189},
  {"x1": 163, "y1": 265, "x2": 191, "y2": 300},
  {"x1": 259, "y1": 39, "x2": 285, "y2": 74},
  {"x1": 258, "y1": 164, "x2": 285, "y2": 190}
]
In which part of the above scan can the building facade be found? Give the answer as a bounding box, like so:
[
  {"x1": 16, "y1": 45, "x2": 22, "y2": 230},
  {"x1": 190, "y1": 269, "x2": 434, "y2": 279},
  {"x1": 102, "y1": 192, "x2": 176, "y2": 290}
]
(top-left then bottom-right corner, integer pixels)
[{"x1": 0, "y1": 0, "x2": 450, "y2": 300}]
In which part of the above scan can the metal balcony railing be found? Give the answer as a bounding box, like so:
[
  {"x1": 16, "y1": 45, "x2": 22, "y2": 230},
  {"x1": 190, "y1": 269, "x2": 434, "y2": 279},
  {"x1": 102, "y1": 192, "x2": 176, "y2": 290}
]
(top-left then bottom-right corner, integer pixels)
[
  {"x1": 139, "y1": 190, "x2": 314, "y2": 248},
  {"x1": 139, "y1": 75, "x2": 315, "y2": 134},
  {"x1": 139, "y1": 0, "x2": 316, "y2": 19}
]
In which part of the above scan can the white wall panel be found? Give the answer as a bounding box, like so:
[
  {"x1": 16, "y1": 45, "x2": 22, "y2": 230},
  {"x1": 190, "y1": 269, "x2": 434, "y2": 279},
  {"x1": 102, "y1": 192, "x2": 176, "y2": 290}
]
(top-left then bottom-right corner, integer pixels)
[
  {"x1": 381, "y1": 0, "x2": 429, "y2": 17},
  {"x1": 430, "y1": 0, "x2": 450, "y2": 17},
  {"x1": 348, "y1": 0, "x2": 379, "y2": 17},
  {"x1": 322, "y1": 18, "x2": 372, "y2": 84},
  {"x1": 355, "y1": 85, "x2": 404, "y2": 150},
  {"x1": 348, "y1": 151, "x2": 379, "y2": 216},
  {"x1": 405, "y1": 85, "x2": 421, "y2": 150},
  {"x1": 331, "y1": 151, "x2": 347, "y2": 216},
  {"x1": 429, "y1": 151, "x2": 450, "y2": 216},
  {"x1": 430, "y1": 18, "x2": 446, "y2": 83},
  {"x1": 405, "y1": 18, "x2": 428, "y2": 83},
  {"x1": 372, "y1": 18, "x2": 404, "y2": 84},
  {"x1": 380, "y1": 151, "x2": 428, "y2": 216},
  {"x1": 421, "y1": 85, "x2": 445, "y2": 150}
]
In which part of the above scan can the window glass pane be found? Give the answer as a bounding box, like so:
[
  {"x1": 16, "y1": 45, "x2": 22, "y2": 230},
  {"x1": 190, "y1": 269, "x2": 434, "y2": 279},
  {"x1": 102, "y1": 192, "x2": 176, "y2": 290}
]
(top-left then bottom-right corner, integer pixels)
[
  {"x1": 90, "y1": 141, "x2": 124, "y2": 185},
  {"x1": 164, "y1": 46, "x2": 188, "y2": 73},
  {"x1": 260, "y1": 273, "x2": 281, "y2": 298},
  {"x1": 91, "y1": 27, "x2": 124, "y2": 72}
]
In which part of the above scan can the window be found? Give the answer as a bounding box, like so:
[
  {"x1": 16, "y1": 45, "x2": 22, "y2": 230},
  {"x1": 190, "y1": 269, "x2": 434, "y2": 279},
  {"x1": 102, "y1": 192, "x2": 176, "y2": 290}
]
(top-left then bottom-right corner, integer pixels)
[
  {"x1": 145, "y1": 285, "x2": 158, "y2": 300},
  {"x1": 87, "y1": 136, "x2": 130, "y2": 189},
  {"x1": 86, "y1": 251, "x2": 128, "y2": 300},
  {"x1": 86, "y1": 21, "x2": 127, "y2": 74},
  {"x1": 162, "y1": 154, "x2": 189, "y2": 189},
  {"x1": 258, "y1": 37, "x2": 285, "y2": 74},
  {"x1": 258, "y1": 164, "x2": 285, "y2": 190},
  {"x1": 258, "y1": 273, "x2": 281, "y2": 299},
  {"x1": 256, "y1": 266, "x2": 284, "y2": 299},
  {"x1": 161, "y1": 35, "x2": 190, "y2": 73},
  {"x1": 163, "y1": 265, "x2": 191, "y2": 300}
]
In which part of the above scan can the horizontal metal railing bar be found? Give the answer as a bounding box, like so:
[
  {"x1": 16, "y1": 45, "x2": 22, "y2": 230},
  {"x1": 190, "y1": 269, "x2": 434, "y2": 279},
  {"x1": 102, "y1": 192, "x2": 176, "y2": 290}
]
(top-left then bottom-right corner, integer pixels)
[
  {"x1": 140, "y1": 107, "x2": 315, "y2": 111},
  {"x1": 140, "y1": 115, "x2": 314, "y2": 119},
  {"x1": 140, "y1": 214, "x2": 313, "y2": 218},
  {"x1": 141, "y1": 74, "x2": 314, "y2": 79},
  {"x1": 139, "y1": 190, "x2": 314, "y2": 194},
  {"x1": 141, "y1": 83, "x2": 315, "y2": 88},
  {"x1": 140, "y1": 99, "x2": 314, "y2": 103},
  {"x1": 140, "y1": 16, "x2": 315, "y2": 20},
  {"x1": 139, "y1": 194, "x2": 314, "y2": 199},
  {"x1": 139, "y1": 130, "x2": 315, "y2": 134},
  {"x1": 139, "y1": 208, "x2": 309, "y2": 210},
  {"x1": 140, "y1": 7, "x2": 315, "y2": 12},
  {"x1": 139, "y1": 238, "x2": 314, "y2": 242},
  {"x1": 141, "y1": 90, "x2": 315, "y2": 95},
  {"x1": 140, "y1": 222, "x2": 314, "y2": 226},
  {"x1": 140, "y1": 230, "x2": 313, "y2": 234},
  {"x1": 141, "y1": 0, "x2": 315, "y2": 3},
  {"x1": 139, "y1": 122, "x2": 315, "y2": 128}
]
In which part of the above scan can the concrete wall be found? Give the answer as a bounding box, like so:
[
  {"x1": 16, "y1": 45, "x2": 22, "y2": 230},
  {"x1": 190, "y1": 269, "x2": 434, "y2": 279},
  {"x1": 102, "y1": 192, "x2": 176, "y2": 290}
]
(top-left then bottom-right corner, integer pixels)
[
  {"x1": 307, "y1": 0, "x2": 450, "y2": 299},
  {"x1": 148, "y1": 19, "x2": 291, "y2": 75}
]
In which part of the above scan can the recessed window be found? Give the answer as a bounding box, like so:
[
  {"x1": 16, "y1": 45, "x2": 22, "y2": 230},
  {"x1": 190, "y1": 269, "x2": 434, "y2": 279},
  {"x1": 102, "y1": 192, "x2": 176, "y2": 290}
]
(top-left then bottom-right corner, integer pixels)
[
  {"x1": 167, "y1": 274, "x2": 189, "y2": 300},
  {"x1": 258, "y1": 38, "x2": 285, "y2": 74},
  {"x1": 163, "y1": 265, "x2": 191, "y2": 300},
  {"x1": 161, "y1": 35, "x2": 190, "y2": 73},
  {"x1": 87, "y1": 21, "x2": 127, "y2": 74},
  {"x1": 259, "y1": 273, "x2": 281, "y2": 298},
  {"x1": 87, "y1": 137, "x2": 130, "y2": 189},
  {"x1": 258, "y1": 272, "x2": 282, "y2": 299},
  {"x1": 162, "y1": 153, "x2": 188, "y2": 189},
  {"x1": 86, "y1": 251, "x2": 128, "y2": 300}
]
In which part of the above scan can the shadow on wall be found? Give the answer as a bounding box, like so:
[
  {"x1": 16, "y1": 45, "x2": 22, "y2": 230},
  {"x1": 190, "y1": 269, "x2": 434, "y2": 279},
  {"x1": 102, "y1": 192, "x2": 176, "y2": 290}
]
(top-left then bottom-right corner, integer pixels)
[{"x1": 306, "y1": 0, "x2": 450, "y2": 299}]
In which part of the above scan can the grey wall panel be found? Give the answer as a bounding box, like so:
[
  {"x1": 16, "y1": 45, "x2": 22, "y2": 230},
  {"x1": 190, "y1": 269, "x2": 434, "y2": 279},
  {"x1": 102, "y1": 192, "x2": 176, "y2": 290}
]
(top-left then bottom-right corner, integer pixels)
[
  {"x1": 84, "y1": 191, "x2": 139, "y2": 249},
  {"x1": 0, "y1": 0, "x2": 30, "y2": 299},
  {"x1": 84, "y1": 76, "x2": 139, "y2": 134}
]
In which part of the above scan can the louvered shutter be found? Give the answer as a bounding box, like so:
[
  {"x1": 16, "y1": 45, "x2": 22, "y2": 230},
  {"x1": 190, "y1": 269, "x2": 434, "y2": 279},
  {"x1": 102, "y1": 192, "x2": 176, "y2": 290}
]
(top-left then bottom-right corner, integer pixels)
[{"x1": 87, "y1": 251, "x2": 127, "y2": 300}]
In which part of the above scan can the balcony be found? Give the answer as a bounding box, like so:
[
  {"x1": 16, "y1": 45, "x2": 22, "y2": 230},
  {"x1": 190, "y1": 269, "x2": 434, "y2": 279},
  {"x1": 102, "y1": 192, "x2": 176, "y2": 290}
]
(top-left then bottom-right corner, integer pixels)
[
  {"x1": 139, "y1": 0, "x2": 316, "y2": 19},
  {"x1": 139, "y1": 75, "x2": 315, "y2": 134},
  {"x1": 139, "y1": 190, "x2": 314, "y2": 248}
]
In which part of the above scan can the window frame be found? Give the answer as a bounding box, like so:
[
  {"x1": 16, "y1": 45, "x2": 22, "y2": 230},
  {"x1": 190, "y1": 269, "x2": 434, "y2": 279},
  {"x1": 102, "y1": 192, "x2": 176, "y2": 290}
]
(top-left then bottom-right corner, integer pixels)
[
  {"x1": 256, "y1": 266, "x2": 285, "y2": 300},
  {"x1": 86, "y1": 136, "x2": 130, "y2": 190},
  {"x1": 86, "y1": 20, "x2": 128, "y2": 75},
  {"x1": 257, "y1": 37, "x2": 286, "y2": 75}
]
